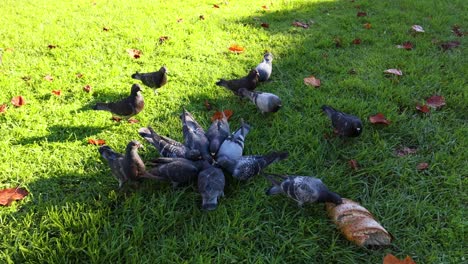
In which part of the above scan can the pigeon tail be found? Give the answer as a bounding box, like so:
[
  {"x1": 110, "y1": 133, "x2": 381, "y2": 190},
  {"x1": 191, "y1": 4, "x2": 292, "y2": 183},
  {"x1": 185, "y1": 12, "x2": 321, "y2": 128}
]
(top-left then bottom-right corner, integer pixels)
[
  {"x1": 93, "y1": 102, "x2": 111, "y2": 111},
  {"x1": 131, "y1": 72, "x2": 141, "y2": 80},
  {"x1": 264, "y1": 151, "x2": 289, "y2": 164}
]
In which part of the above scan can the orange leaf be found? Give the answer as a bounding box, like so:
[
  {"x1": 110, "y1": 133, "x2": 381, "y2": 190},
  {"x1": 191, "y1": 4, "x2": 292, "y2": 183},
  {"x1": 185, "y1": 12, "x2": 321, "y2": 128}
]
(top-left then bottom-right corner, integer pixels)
[
  {"x1": 369, "y1": 113, "x2": 391, "y2": 125},
  {"x1": 213, "y1": 4, "x2": 220, "y2": 8},
  {"x1": 11, "y1": 96, "x2": 26, "y2": 107},
  {"x1": 127, "y1": 49, "x2": 142, "y2": 59},
  {"x1": 228, "y1": 44, "x2": 245, "y2": 53},
  {"x1": 88, "y1": 138, "x2": 106, "y2": 145},
  {"x1": 128, "y1": 119, "x2": 139, "y2": 124},
  {"x1": 417, "y1": 162, "x2": 429, "y2": 171},
  {"x1": 211, "y1": 110, "x2": 233, "y2": 121},
  {"x1": 0, "y1": 187, "x2": 29, "y2": 206},
  {"x1": 304, "y1": 76, "x2": 321, "y2": 87},
  {"x1": 261, "y1": 5, "x2": 269, "y2": 10},
  {"x1": 0, "y1": 104, "x2": 6, "y2": 113},
  {"x1": 44, "y1": 75, "x2": 54, "y2": 81},
  {"x1": 383, "y1": 254, "x2": 416, "y2": 264},
  {"x1": 52, "y1": 90, "x2": 61, "y2": 96},
  {"x1": 111, "y1": 116, "x2": 122, "y2": 122},
  {"x1": 83, "y1": 85, "x2": 92, "y2": 93},
  {"x1": 415, "y1": 104, "x2": 430, "y2": 113},
  {"x1": 363, "y1": 23, "x2": 372, "y2": 29}
]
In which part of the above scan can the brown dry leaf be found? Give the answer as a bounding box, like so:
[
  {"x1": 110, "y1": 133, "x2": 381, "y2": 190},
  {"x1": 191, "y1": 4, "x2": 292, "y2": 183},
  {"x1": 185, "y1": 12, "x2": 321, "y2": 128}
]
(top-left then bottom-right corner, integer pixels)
[
  {"x1": 127, "y1": 49, "x2": 142, "y2": 59},
  {"x1": 213, "y1": 4, "x2": 220, "y2": 8},
  {"x1": 199, "y1": 15, "x2": 205, "y2": 20},
  {"x1": 395, "y1": 146, "x2": 417, "y2": 157},
  {"x1": 261, "y1": 5, "x2": 269, "y2": 10},
  {"x1": 383, "y1": 253, "x2": 416, "y2": 264},
  {"x1": 0, "y1": 187, "x2": 29, "y2": 206},
  {"x1": 21, "y1": 76, "x2": 31, "y2": 81},
  {"x1": 326, "y1": 198, "x2": 392, "y2": 247},
  {"x1": 103, "y1": 27, "x2": 110, "y2": 31},
  {"x1": 88, "y1": 138, "x2": 106, "y2": 145},
  {"x1": 369, "y1": 113, "x2": 391, "y2": 125},
  {"x1": 304, "y1": 76, "x2": 321, "y2": 87},
  {"x1": 177, "y1": 18, "x2": 183, "y2": 23},
  {"x1": 211, "y1": 110, "x2": 233, "y2": 121},
  {"x1": 159, "y1": 36, "x2": 169, "y2": 44},
  {"x1": 204, "y1": 100, "x2": 212, "y2": 111},
  {"x1": 52, "y1": 90, "x2": 61, "y2": 96},
  {"x1": 415, "y1": 104, "x2": 430, "y2": 113},
  {"x1": 451, "y1": 25, "x2": 463, "y2": 37},
  {"x1": 128, "y1": 119, "x2": 139, "y2": 124},
  {"x1": 357, "y1": 12, "x2": 367, "y2": 17},
  {"x1": 440, "y1": 41, "x2": 460, "y2": 51},
  {"x1": 348, "y1": 159, "x2": 359, "y2": 170},
  {"x1": 384, "y1": 69, "x2": 403, "y2": 76},
  {"x1": 396, "y1": 41, "x2": 414, "y2": 50},
  {"x1": 48, "y1": 44, "x2": 57, "y2": 49},
  {"x1": 363, "y1": 23, "x2": 372, "y2": 29},
  {"x1": 412, "y1": 25, "x2": 425, "y2": 32},
  {"x1": 111, "y1": 116, "x2": 122, "y2": 122},
  {"x1": 261, "y1": 23, "x2": 270, "y2": 28},
  {"x1": 417, "y1": 162, "x2": 429, "y2": 171},
  {"x1": 83, "y1": 85, "x2": 92, "y2": 93},
  {"x1": 228, "y1": 44, "x2": 245, "y2": 53},
  {"x1": 44, "y1": 75, "x2": 54, "y2": 81},
  {"x1": 352, "y1": 38, "x2": 362, "y2": 45},
  {"x1": 426, "y1": 95, "x2": 445, "y2": 109},
  {"x1": 76, "y1": 73, "x2": 84, "y2": 78},
  {"x1": 11, "y1": 96, "x2": 26, "y2": 107},
  {"x1": 0, "y1": 104, "x2": 7, "y2": 113},
  {"x1": 292, "y1": 21, "x2": 309, "y2": 29}
]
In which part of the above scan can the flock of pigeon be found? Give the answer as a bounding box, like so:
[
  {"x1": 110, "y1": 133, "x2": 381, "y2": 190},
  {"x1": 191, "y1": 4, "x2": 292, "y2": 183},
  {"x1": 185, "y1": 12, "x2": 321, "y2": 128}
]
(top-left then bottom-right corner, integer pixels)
[{"x1": 94, "y1": 53, "x2": 363, "y2": 210}]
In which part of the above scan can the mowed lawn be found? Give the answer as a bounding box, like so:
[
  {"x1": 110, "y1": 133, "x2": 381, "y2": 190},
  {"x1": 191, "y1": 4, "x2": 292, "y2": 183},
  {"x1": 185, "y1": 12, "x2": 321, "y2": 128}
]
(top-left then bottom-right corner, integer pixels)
[{"x1": 0, "y1": 0, "x2": 466, "y2": 263}]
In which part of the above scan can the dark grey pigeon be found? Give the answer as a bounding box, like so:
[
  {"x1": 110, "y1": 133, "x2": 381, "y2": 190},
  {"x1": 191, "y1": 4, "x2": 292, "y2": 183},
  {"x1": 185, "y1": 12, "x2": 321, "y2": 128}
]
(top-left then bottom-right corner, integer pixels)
[
  {"x1": 321, "y1": 105, "x2": 362, "y2": 137},
  {"x1": 216, "y1": 69, "x2": 259, "y2": 95},
  {"x1": 138, "y1": 126, "x2": 201, "y2": 160},
  {"x1": 216, "y1": 118, "x2": 250, "y2": 161},
  {"x1": 264, "y1": 174, "x2": 343, "y2": 206},
  {"x1": 255, "y1": 52, "x2": 273, "y2": 82},
  {"x1": 98, "y1": 140, "x2": 146, "y2": 188},
  {"x1": 131, "y1": 66, "x2": 167, "y2": 93},
  {"x1": 93, "y1": 84, "x2": 144, "y2": 119},
  {"x1": 217, "y1": 151, "x2": 288, "y2": 181},
  {"x1": 206, "y1": 111, "x2": 230, "y2": 156},
  {"x1": 180, "y1": 108, "x2": 212, "y2": 163},
  {"x1": 198, "y1": 162, "x2": 225, "y2": 211},
  {"x1": 145, "y1": 157, "x2": 205, "y2": 187},
  {"x1": 238, "y1": 88, "x2": 282, "y2": 114}
]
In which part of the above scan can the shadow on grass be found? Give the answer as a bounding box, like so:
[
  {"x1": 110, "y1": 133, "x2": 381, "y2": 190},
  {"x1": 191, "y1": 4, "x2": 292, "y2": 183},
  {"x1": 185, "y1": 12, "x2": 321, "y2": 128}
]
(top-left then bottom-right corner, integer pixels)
[{"x1": 19, "y1": 124, "x2": 106, "y2": 145}]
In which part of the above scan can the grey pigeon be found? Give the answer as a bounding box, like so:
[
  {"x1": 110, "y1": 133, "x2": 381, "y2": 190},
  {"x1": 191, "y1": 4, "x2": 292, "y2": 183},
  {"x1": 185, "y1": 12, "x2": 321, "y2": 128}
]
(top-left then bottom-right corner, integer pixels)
[
  {"x1": 93, "y1": 84, "x2": 144, "y2": 119},
  {"x1": 138, "y1": 126, "x2": 201, "y2": 160},
  {"x1": 145, "y1": 157, "x2": 205, "y2": 187},
  {"x1": 255, "y1": 52, "x2": 273, "y2": 82},
  {"x1": 217, "y1": 151, "x2": 289, "y2": 181},
  {"x1": 216, "y1": 69, "x2": 259, "y2": 95},
  {"x1": 206, "y1": 111, "x2": 230, "y2": 156},
  {"x1": 131, "y1": 66, "x2": 167, "y2": 93},
  {"x1": 321, "y1": 105, "x2": 363, "y2": 137},
  {"x1": 198, "y1": 162, "x2": 225, "y2": 211},
  {"x1": 216, "y1": 118, "x2": 250, "y2": 160},
  {"x1": 180, "y1": 108, "x2": 212, "y2": 162},
  {"x1": 98, "y1": 140, "x2": 146, "y2": 188},
  {"x1": 264, "y1": 174, "x2": 343, "y2": 206},
  {"x1": 238, "y1": 88, "x2": 282, "y2": 114}
]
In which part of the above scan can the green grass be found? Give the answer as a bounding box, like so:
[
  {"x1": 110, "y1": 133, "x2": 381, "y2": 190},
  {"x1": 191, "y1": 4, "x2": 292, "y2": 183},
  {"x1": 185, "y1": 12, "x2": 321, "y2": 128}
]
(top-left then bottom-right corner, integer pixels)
[{"x1": 0, "y1": 0, "x2": 466, "y2": 262}]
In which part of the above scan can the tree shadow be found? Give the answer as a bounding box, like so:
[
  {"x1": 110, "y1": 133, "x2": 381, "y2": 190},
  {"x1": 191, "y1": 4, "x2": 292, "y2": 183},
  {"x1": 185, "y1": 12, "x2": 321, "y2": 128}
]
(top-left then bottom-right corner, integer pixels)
[{"x1": 18, "y1": 124, "x2": 107, "y2": 145}]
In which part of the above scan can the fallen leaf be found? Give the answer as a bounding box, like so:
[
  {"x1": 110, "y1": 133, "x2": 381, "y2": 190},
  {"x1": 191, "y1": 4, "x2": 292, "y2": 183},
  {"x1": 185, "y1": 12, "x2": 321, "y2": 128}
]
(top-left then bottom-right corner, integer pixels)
[
  {"x1": 440, "y1": 41, "x2": 460, "y2": 51},
  {"x1": 126, "y1": 49, "x2": 142, "y2": 59},
  {"x1": 159, "y1": 36, "x2": 169, "y2": 44},
  {"x1": 177, "y1": 18, "x2": 183, "y2": 23},
  {"x1": 348, "y1": 69, "x2": 357, "y2": 75},
  {"x1": 384, "y1": 69, "x2": 403, "y2": 76},
  {"x1": 426, "y1": 95, "x2": 445, "y2": 109},
  {"x1": 304, "y1": 76, "x2": 321, "y2": 87},
  {"x1": 44, "y1": 75, "x2": 54, "y2": 81},
  {"x1": 199, "y1": 15, "x2": 205, "y2": 20},
  {"x1": 261, "y1": 5, "x2": 269, "y2": 10},
  {"x1": 369, "y1": 113, "x2": 391, "y2": 125},
  {"x1": 52, "y1": 90, "x2": 61, "y2": 96},
  {"x1": 76, "y1": 73, "x2": 84, "y2": 78},
  {"x1": 5, "y1": 48, "x2": 14, "y2": 52},
  {"x1": 11, "y1": 96, "x2": 26, "y2": 107},
  {"x1": 352, "y1": 38, "x2": 362, "y2": 45},
  {"x1": 213, "y1": 4, "x2": 220, "y2": 8},
  {"x1": 128, "y1": 119, "x2": 139, "y2": 124},
  {"x1": 412, "y1": 25, "x2": 425, "y2": 32},
  {"x1": 204, "y1": 100, "x2": 212, "y2": 111},
  {"x1": 334, "y1": 37, "x2": 343, "y2": 47},
  {"x1": 417, "y1": 162, "x2": 429, "y2": 171},
  {"x1": 103, "y1": 27, "x2": 110, "y2": 31},
  {"x1": 21, "y1": 76, "x2": 31, "y2": 81},
  {"x1": 211, "y1": 110, "x2": 233, "y2": 121},
  {"x1": 396, "y1": 41, "x2": 413, "y2": 50},
  {"x1": 0, "y1": 187, "x2": 29, "y2": 206},
  {"x1": 88, "y1": 138, "x2": 106, "y2": 145},
  {"x1": 261, "y1": 23, "x2": 270, "y2": 28},
  {"x1": 415, "y1": 104, "x2": 430, "y2": 113},
  {"x1": 228, "y1": 44, "x2": 245, "y2": 53},
  {"x1": 48, "y1": 44, "x2": 57, "y2": 49},
  {"x1": 383, "y1": 253, "x2": 416, "y2": 264},
  {"x1": 83, "y1": 85, "x2": 92, "y2": 93},
  {"x1": 292, "y1": 21, "x2": 309, "y2": 29},
  {"x1": 357, "y1": 12, "x2": 367, "y2": 17},
  {"x1": 0, "y1": 104, "x2": 6, "y2": 113},
  {"x1": 395, "y1": 146, "x2": 417, "y2": 157},
  {"x1": 452, "y1": 25, "x2": 463, "y2": 37},
  {"x1": 348, "y1": 159, "x2": 359, "y2": 170},
  {"x1": 111, "y1": 116, "x2": 122, "y2": 122},
  {"x1": 363, "y1": 23, "x2": 372, "y2": 29}
]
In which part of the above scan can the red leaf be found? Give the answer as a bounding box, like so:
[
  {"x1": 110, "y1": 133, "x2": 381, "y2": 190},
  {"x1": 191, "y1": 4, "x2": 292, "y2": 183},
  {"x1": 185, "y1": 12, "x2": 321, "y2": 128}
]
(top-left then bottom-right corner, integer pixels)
[
  {"x1": 395, "y1": 146, "x2": 417, "y2": 157},
  {"x1": 48, "y1": 44, "x2": 57, "y2": 49},
  {"x1": 159, "y1": 36, "x2": 169, "y2": 44},
  {"x1": 363, "y1": 23, "x2": 372, "y2": 29},
  {"x1": 103, "y1": 27, "x2": 110, "y2": 31},
  {"x1": 52, "y1": 90, "x2": 61, "y2": 96},
  {"x1": 11, "y1": 96, "x2": 26, "y2": 107},
  {"x1": 412, "y1": 25, "x2": 425, "y2": 32},
  {"x1": 397, "y1": 41, "x2": 413, "y2": 50},
  {"x1": 213, "y1": 4, "x2": 220, "y2": 8},
  {"x1": 369, "y1": 113, "x2": 391, "y2": 125},
  {"x1": 415, "y1": 104, "x2": 430, "y2": 113},
  {"x1": 452, "y1": 25, "x2": 463, "y2": 37},
  {"x1": 228, "y1": 44, "x2": 245, "y2": 53},
  {"x1": 83, "y1": 85, "x2": 92, "y2": 93},
  {"x1": 384, "y1": 69, "x2": 403, "y2": 76},
  {"x1": 0, "y1": 187, "x2": 28, "y2": 206},
  {"x1": 44, "y1": 75, "x2": 54, "y2": 81},
  {"x1": 426, "y1": 95, "x2": 445, "y2": 109},
  {"x1": 383, "y1": 253, "x2": 416, "y2": 264},
  {"x1": 417, "y1": 162, "x2": 429, "y2": 171},
  {"x1": 348, "y1": 159, "x2": 359, "y2": 170},
  {"x1": 357, "y1": 12, "x2": 367, "y2": 17},
  {"x1": 126, "y1": 49, "x2": 142, "y2": 59},
  {"x1": 440, "y1": 41, "x2": 460, "y2": 51},
  {"x1": 0, "y1": 104, "x2": 6, "y2": 113},
  {"x1": 211, "y1": 110, "x2": 233, "y2": 121},
  {"x1": 292, "y1": 21, "x2": 309, "y2": 29},
  {"x1": 261, "y1": 23, "x2": 270, "y2": 28},
  {"x1": 88, "y1": 138, "x2": 106, "y2": 145},
  {"x1": 352, "y1": 38, "x2": 361, "y2": 45},
  {"x1": 204, "y1": 100, "x2": 212, "y2": 111},
  {"x1": 304, "y1": 76, "x2": 321, "y2": 87}
]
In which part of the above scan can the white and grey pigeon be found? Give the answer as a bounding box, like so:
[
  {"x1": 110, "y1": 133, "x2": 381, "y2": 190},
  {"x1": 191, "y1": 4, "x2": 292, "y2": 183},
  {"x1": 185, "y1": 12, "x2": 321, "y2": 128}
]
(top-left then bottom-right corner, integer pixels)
[
  {"x1": 180, "y1": 108, "x2": 212, "y2": 163},
  {"x1": 216, "y1": 118, "x2": 250, "y2": 160},
  {"x1": 217, "y1": 151, "x2": 289, "y2": 181},
  {"x1": 98, "y1": 140, "x2": 146, "y2": 188},
  {"x1": 264, "y1": 174, "x2": 343, "y2": 206},
  {"x1": 197, "y1": 162, "x2": 226, "y2": 211},
  {"x1": 144, "y1": 157, "x2": 205, "y2": 187},
  {"x1": 238, "y1": 88, "x2": 282, "y2": 114},
  {"x1": 255, "y1": 52, "x2": 273, "y2": 82},
  {"x1": 138, "y1": 126, "x2": 201, "y2": 160},
  {"x1": 321, "y1": 105, "x2": 362, "y2": 137},
  {"x1": 205, "y1": 111, "x2": 230, "y2": 156}
]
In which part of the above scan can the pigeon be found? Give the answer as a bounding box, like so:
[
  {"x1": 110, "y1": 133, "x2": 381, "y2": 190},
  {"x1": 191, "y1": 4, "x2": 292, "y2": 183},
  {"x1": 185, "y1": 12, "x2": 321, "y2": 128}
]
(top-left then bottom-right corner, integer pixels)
[
  {"x1": 93, "y1": 84, "x2": 144, "y2": 119},
  {"x1": 321, "y1": 105, "x2": 363, "y2": 137},
  {"x1": 206, "y1": 111, "x2": 230, "y2": 156},
  {"x1": 180, "y1": 108, "x2": 212, "y2": 162},
  {"x1": 197, "y1": 162, "x2": 225, "y2": 211},
  {"x1": 217, "y1": 151, "x2": 289, "y2": 181},
  {"x1": 131, "y1": 66, "x2": 167, "y2": 93},
  {"x1": 145, "y1": 157, "x2": 205, "y2": 187},
  {"x1": 138, "y1": 126, "x2": 201, "y2": 160},
  {"x1": 238, "y1": 88, "x2": 282, "y2": 114},
  {"x1": 264, "y1": 174, "x2": 343, "y2": 206},
  {"x1": 255, "y1": 52, "x2": 273, "y2": 82},
  {"x1": 216, "y1": 69, "x2": 259, "y2": 95},
  {"x1": 216, "y1": 118, "x2": 250, "y2": 160},
  {"x1": 98, "y1": 140, "x2": 146, "y2": 188}
]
